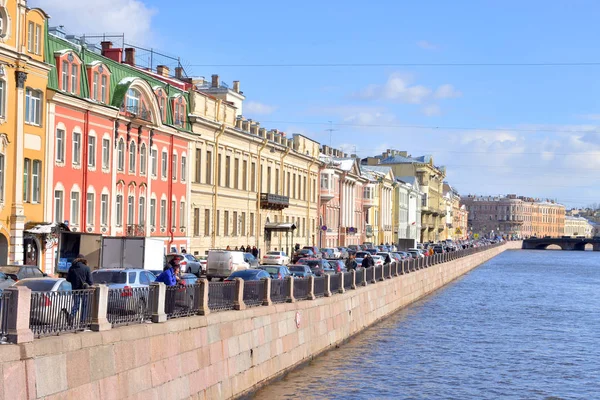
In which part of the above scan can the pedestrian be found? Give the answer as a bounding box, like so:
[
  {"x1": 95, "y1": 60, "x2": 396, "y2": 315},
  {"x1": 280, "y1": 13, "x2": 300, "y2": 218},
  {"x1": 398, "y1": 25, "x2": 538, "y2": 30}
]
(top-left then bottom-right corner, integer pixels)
[
  {"x1": 66, "y1": 254, "x2": 93, "y2": 325},
  {"x1": 181, "y1": 248, "x2": 187, "y2": 254},
  {"x1": 362, "y1": 253, "x2": 374, "y2": 268},
  {"x1": 226, "y1": 245, "x2": 231, "y2": 250},
  {"x1": 384, "y1": 253, "x2": 392, "y2": 264},
  {"x1": 155, "y1": 258, "x2": 181, "y2": 314},
  {"x1": 240, "y1": 245, "x2": 246, "y2": 253},
  {"x1": 294, "y1": 243, "x2": 300, "y2": 252},
  {"x1": 345, "y1": 254, "x2": 358, "y2": 271},
  {"x1": 252, "y1": 246, "x2": 259, "y2": 258},
  {"x1": 234, "y1": 246, "x2": 239, "y2": 251}
]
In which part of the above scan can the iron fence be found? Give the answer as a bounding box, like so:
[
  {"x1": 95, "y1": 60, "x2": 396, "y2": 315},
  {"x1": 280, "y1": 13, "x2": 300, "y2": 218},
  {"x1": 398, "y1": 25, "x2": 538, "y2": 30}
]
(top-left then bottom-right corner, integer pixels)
[
  {"x1": 330, "y1": 273, "x2": 341, "y2": 293},
  {"x1": 0, "y1": 290, "x2": 11, "y2": 338},
  {"x1": 165, "y1": 284, "x2": 199, "y2": 319},
  {"x1": 243, "y1": 280, "x2": 265, "y2": 307},
  {"x1": 208, "y1": 281, "x2": 236, "y2": 312},
  {"x1": 270, "y1": 279, "x2": 288, "y2": 303},
  {"x1": 314, "y1": 276, "x2": 325, "y2": 297},
  {"x1": 366, "y1": 267, "x2": 374, "y2": 282},
  {"x1": 30, "y1": 289, "x2": 95, "y2": 337},
  {"x1": 355, "y1": 268, "x2": 365, "y2": 286},
  {"x1": 107, "y1": 286, "x2": 153, "y2": 326},
  {"x1": 293, "y1": 278, "x2": 310, "y2": 300},
  {"x1": 343, "y1": 272, "x2": 353, "y2": 290}
]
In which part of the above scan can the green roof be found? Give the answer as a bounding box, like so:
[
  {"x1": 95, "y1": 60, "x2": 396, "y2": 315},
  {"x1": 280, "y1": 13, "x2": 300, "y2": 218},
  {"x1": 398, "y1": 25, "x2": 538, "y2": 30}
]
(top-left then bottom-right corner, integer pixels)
[{"x1": 45, "y1": 29, "x2": 191, "y2": 131}]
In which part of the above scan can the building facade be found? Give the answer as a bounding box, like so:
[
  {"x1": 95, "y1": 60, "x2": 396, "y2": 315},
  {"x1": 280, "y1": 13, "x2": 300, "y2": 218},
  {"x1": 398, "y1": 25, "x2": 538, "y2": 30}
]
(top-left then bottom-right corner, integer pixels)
[
  {"x1": 360, "y1": 165, "x2": 394, "y2": 245},
  {"x1": 393, "y1": 176, "x2": 422, "y2": 245},
  {"x1": 564, "y1": 216, "x2": 593, "y2": 237}
]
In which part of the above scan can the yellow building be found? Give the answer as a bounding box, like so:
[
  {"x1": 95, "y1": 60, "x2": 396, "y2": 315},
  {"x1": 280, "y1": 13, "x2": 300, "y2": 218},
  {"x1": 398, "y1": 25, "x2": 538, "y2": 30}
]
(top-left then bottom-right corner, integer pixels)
[
  {"x1": 360, "y1": 165, "x2": 394, "y2": 245},
  {"x1": 0, "y1": 1, "x2": 51, "y2": 264}
]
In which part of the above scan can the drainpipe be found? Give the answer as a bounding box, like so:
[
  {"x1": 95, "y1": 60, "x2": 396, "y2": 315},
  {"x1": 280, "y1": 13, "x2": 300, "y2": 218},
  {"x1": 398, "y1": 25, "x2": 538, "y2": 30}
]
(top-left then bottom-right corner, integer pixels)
[
  {"x1": 338, "y1": 172, "x2": 345, "y2": 246},
  {"x1": 278, "y1": 147, "x2": 290, "y2": 249},
  {"x1": 82, "y1": 110, "x2": 90, "y2": 228},
  {"x1": 211, "y1": 118, "x2": 225, "y2": 248},
  {"x1": 256, "y1": 139, "x2": 268, "y2": 251},
  {"x1": 168, "y1": 133, "x2": 174, "y2": 249},
  {"x1": 378, "y1": 181, "x2": 383, "y2": 245}
]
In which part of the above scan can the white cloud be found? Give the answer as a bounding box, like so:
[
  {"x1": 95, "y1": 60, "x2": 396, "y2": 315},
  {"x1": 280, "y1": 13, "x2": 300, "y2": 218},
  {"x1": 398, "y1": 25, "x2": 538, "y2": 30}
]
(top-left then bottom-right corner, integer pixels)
[
  {"x1": 31, "y1": 0, "x2": 156, "y2": 44},
  {"x1": 422, "y1": 104, "x2": 441, "y2": 116},
  {"x1": 245, "y1": 101, "x2": 277, "y2": 115},
  {"x1": 417, "y1": 40, "x2": 439, "y2": 50},
  {"x1": 434, "y1": 84, "x2": 462, "y2": 99}
]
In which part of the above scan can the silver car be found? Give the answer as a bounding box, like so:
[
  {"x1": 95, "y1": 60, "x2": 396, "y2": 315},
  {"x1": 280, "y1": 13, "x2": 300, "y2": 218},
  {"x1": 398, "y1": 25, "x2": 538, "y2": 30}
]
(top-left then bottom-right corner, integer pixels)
[
  {"x1": 92, "y1": 269, "x2": 155, "y2": 315},
  {"x1": 15, "y1": 278, "x2": 79, "y2": 326}
]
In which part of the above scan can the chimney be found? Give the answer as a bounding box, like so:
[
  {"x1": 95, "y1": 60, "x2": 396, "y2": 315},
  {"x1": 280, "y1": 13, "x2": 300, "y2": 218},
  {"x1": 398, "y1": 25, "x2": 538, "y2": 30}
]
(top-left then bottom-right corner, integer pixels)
[
  {"x1": 232, "y1": 80, "x2": 240, "y2": 93},
  {"x1": 156, "y1": 65, "x2": 170, "y2": 77},
  {"x1": 175, "y1": 67, "x2": 184, "y2": 79},
  {"x1": 101, "y1": 41, "x2": 112, "y2": 51},
  {"x1": 124, "y1": 48, "x2": 135, "y2": 65},
  {"x1": 103, "y1": 47, "x2": 123, "y2": 63},
  {"x1": 211, "y1": 74, "x2": 219, "y2": 88}
]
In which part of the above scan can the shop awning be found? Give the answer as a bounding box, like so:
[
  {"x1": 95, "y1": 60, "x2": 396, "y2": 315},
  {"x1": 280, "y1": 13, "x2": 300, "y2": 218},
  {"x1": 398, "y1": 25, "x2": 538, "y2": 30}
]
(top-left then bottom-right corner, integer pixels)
[
  {"x1": 24, "y1": 222, "x2": 70, "y2": 234},
  {"x1": 264, "y1": 223, "x2": 297, "y2": 232}
]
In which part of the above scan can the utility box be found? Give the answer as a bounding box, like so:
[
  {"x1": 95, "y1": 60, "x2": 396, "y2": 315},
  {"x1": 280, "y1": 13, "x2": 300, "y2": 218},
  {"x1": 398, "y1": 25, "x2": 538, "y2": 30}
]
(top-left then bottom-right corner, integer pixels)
[
  {"x1": 56, "y1": 232, "x2": 103, "y2": 274},
  {"x1": 100, "y1": 237, "x2": 165, "y2": 270}
]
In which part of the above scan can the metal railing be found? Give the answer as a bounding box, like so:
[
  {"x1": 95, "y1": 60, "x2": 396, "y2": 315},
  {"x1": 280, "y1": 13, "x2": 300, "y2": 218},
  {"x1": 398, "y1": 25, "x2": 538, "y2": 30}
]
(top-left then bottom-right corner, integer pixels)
[
  {"x1": 30, "y1": 289, "x2": 95, "y2": 337},
  {"x1": 330, "y1": 273, "x2": 341, "y2": 293},
  {"x1": 355, "y1": 268, "x2": 365, "y2": 286},
  {"x1": 208, "y1": 281, "x2": 236, "y2": 312},
  {"x1": 383, "y1": 264, "x2": 390, "y2": 278},
  {"x1": 293, "y1": 278, "x2": 310, "y2": 300},
  {"x1": 243, "y1": 280, "x2": 265, "y2": 307},
  {"x1": 374, "y1": 266, "x2": 383, "y2": 281},
  {"x1": 314, "y1": 276, "x2": 325, "y2": 297},
  {"x1": 270, "y1": 279, "x2": 288, "y2": 303},
  {"x1": 107, "y1": 286, "x2": 153, "y2": 326},
  {"x1": 343, "y1": 272, "x2": 353, "y2": 290},
  {"x1": 165, "y1": 284, "x2": 198, "y2": 319},
  {"x1": 0, "y1": 291, "x2": 11, "y2": 338},
  {"x1": 366, "y1": 267, "x2": 374, "y2": 282}
]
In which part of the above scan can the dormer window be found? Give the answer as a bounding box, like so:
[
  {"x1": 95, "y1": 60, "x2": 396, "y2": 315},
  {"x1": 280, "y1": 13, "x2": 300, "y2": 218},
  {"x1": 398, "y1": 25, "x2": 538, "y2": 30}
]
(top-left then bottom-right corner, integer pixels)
[
  {"x1": 172, "y1": 96, "x2": 186, "y2": 127},
  {"x1": 87, "y1": 63, "x2": 110, "y2": 103},
  {"x1": 155, "y1": 88, "x2": 166, "y2": 122},
  {"x1": 57, "y1": 52, "x2": 81, "y2": 94}
]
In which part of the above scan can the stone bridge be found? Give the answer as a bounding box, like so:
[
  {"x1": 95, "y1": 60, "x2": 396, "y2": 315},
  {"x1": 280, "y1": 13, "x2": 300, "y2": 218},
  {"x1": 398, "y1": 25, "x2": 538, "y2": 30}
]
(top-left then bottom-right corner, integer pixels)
[{"x1": 522, "y1": 237, "x2": 600, "y2": 251}]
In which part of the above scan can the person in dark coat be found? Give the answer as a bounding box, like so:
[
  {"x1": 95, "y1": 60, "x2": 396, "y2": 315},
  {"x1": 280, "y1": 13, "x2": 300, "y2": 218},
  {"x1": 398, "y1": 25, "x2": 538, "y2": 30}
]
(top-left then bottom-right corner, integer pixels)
[
  {"x1": 240, "y1": 245, "x2": 246, "y2": 253},
  {"x1": 251, "y1": 246, "x2": 259, "y2": 258},
  {"x1": 345, "y1": 255, "x2": 358, "y2": 271},
  {"x1": 66, "y1": 254, "x2": 93, "y2": 325},
  {"x1": 362, "y1": 254, "x2": 375, "y2": 268}
]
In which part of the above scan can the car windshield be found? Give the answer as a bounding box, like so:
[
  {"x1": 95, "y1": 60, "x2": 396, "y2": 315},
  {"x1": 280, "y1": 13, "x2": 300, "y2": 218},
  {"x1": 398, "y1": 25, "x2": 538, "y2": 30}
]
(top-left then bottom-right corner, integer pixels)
[
  {"x1": 298, "y1": 259, "x2": 319, "y2": 267},
  {"x1": 15, "y1": 279, "x2": 57, "y2": 291},
  {"x1": 263, "y1": 267, "x2": 280, "y2": 274},
  {"x1": 289, "y1": 266, "x2": 306, "y2": 272},
  {"x1": 92, "y1": 271, "x2": 127, "y2": 284}
]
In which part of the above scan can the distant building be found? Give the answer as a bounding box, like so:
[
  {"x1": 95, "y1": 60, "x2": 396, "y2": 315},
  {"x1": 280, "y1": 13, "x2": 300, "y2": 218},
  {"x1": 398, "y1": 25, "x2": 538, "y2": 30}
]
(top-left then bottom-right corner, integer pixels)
[{"x1": 564, "y1": 216, "x2": 593, "y2": 237}]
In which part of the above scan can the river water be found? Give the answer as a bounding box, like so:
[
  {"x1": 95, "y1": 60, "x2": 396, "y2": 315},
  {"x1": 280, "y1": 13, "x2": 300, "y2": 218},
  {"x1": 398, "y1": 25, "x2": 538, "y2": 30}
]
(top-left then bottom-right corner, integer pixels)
[{"x1": 251, "y1": 250, "x2": 600, "y2": 400}]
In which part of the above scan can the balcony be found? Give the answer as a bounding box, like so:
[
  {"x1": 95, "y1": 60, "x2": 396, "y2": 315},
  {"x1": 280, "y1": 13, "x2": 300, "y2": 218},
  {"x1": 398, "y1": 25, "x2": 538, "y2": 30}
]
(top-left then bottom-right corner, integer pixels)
[
  {"x1": 260, "y1": 193, "x2": 290, "y2": 210},
  {"x1": 320, "y1": 186, "x2": 335, "y2": 202},
  {"x1": 365, "y1": 225, "x2": 374, "y2": 237},
  {"x1": 120, "y1": 105, "x2": 152, "y2": 122},
  {"x1": 363, "y1": 197, "x2": 377, "y2": 209},
  {"x1": 126, "y1": 224, "x2": 145, "y2": 237}
]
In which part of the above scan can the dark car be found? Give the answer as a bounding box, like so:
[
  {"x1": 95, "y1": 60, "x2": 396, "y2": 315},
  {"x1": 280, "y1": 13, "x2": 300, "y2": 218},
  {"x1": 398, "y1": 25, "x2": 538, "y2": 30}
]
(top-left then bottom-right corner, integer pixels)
[
  {"x1": 433, "y1": 246, "x2": 445, "y2": 254},
  {"x1": 259, "y1": 265, "x2": 292, "y2": 279},
  {"x1": 0, "y1": 271, "x2": 15, "y2": 291},
  {"x1": 302, "y1": 246, "x2": 321, "y2": 258},
  {"x1": 243, "y1": 253, "x2": 259, "y2": 268},
  {"x1": 0, "y1": 265, "x2": 46, "y2": 281},
  {"x1": 364, "y1": 248, "x2": 378, "y2": 255},
  {"x1": 296, "y1": 258, "x2": 335, "y2": 276},
  {"x1": 292, "y1": 249, "x2": 314, "y2": 263},
  {"x1": 166, "y1": 253, "x2": 202, "y2": 276},
  {"x1": 225, "y1": 269, "x2": 270, "y2": 281},
  {"x1": 288, "y1": 265, "x2": 314, "y2": 278},
  {"x1": 337, "y1": 247, "x2": 350, "y2": 260},
  {"x1": 329, "y1": 260, "x2": 347, "y2": 273}
]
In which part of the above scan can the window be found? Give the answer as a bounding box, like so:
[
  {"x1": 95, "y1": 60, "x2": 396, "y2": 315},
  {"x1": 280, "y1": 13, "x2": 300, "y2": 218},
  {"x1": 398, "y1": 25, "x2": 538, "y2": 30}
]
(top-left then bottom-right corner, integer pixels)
[
  {"x1": 86, "y1": 193, "x2": 95, "y2": 225},
  {"x1": 150, "y1": 199, "x2": 156, "y2": 227},
  {"x1": 115, "y1": 194, "x2": 123, "y2": 227},
  {"x1": 218, "y1": 154, "x2": 222, "y2": 186},
  {"x1": 242, "y1": 160, "x2": 247, "y2": 191},
  {"x1": 160, "y1": 199, "x2": 166, "y2": 228},
  {"x1": 233, "y1": 158, "x2": 239, "y2": 189},
  {"x1": 171, "y1": 200, "x2": 176, "y2": 228},
  {"x1": 72, "y1": 132, "x2": 81, "y2": 165},
  {"x1": 139, "y1": 197, "x2": 145, "y2": 225},
  {"x1": 55, "y1": 190, "x2": 64, "y2": 222},
  {"x1": 251, "y1": 162, "x2": 256, "y2": 192},
  {"x1": 0, "y1": 80, "x2": 5, "y2": 118},
  {"x1": 275, "y1": 169, "x2": 279, "y2": 194},
  {"x1": 250, "y1": 213, "x2": 255, "y2": 236},
  {"x1": 32, "y1": 160, "x2": 40, "y2": 203},
  {"x1": 101, "y1": 194, "x2": 108, "y2": 226},
  {"x1": 172, "y1": 153, "x2": 177, "y2": 181},
  {"x1": 303, "y1": 177, "x2": 307, "y2": 200},
  {"x1": 287, "y1": 172, "x2": 291, "y2": 196},
  {"x1": 293, "y1": 174, "x2": 296, "y2": 198},
  {"x1": 71, "y1": 64, "x2": 78, "y2": 94},
  {"x1": 225, "y1": 155, "x2": 231, "y2": 187},
  {"x1": 70, "y1": 192, "x2": 80, "y2": 225},
  {"x1": 232, "y1": 211, "x2": 238, "y2": 236},
  {"x1": 193, "y1": 208, "x2": 200, "y2": 236},
  {"x1": 25, "y1": 89, "x2": 42, "y2": 125},
  {"x1": 127, "y1": 196, "x2": 134, "y2": 225},
  {"x1": 23, "y1": 159, "x2": 30, "y2": 202},
  {"x1": 147, "y1": 148, "x2": 156, "y2": 177},
  {"x1": 206, "y1": 151, "x2": 212, "y2": 184},
  {"x1": 34, "y1": 24, "x2": 41, "y2": 54},
  {"x1": 128, "y1": 142, "x2": 136, "y2": 173},
  {"x1": 320, "y1": 174, "x2": 329, "y2": 190},
  {"x1": 27, "y1": 22, "x2": 33, "y2": 52},
  {"x1": 0, "y1": 153, "x2": 4, "y2": 201},
  {"x1": 181, "y1": 156, "x2": 186, "y2": 182},
  {"x1": 126, "y1": 88, "x2": 140, "y2": 113},
  {"x1": 204, "y1": 209, "x2": 210, "y2": 236},
  {"x1": 194, "y1": 149, "x2": 201, "y2": 183},
  {"x1": 161, "y1": 151, "x2": 167, "y2": 179},
  {"x1": 101, "y1": 75, "x2": 107, "y2": 103},
  {"x1": 92, "y1": 72, "x2": 99, "y2": 101},
  {"x1": 159, "y1": 94, "x2": 166, "y2": 121},
  {"x1": 56, "y1": 129, "x2": 65, "y2": 162},
  {"x1": 140, "y1": 144, "x2": 147, "y2": 175},
  {"x1": 88, "y1": 136, "x2": 96, "y2": 167},
  {"x1": 180, "y1": 202, "x2": 186, "y2": 228},
  {"x1": 102, "y1": 138, "x2": 110, "y2": 169},
  {"x1": 241, "y1": 212, "x2": 246, "y2": 236},
  {"x1": 216, "y1": 211, "x2": 220, "y2": 236},
  {"x1": 267, "y1": 166, "x2": 271, "y2": 193},
  {"x1": 117, "y1": 139, "x2": 124, "y2": 171}
]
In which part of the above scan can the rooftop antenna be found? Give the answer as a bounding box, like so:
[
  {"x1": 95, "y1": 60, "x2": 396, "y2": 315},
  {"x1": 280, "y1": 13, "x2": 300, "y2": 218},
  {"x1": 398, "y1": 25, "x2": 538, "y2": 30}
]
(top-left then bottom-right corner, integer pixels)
[{"x1": 325, "y1": 121, "x2": 338, "y2": 149}]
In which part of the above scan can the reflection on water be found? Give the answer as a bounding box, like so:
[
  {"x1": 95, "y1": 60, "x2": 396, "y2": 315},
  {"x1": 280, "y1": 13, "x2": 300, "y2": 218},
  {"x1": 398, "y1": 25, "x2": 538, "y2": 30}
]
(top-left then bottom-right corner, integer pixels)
[{"x1": 251, "y1": 250, "x2": 600, "y2": 400}]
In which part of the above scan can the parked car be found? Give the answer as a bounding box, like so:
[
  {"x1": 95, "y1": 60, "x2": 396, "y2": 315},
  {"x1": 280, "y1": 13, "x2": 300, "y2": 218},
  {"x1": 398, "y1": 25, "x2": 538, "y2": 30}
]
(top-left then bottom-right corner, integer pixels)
[
  {"x1": 408, "y1": 249, "x2": 425, "y2": 259},
  {"x1": 259, "y1": 265, "x2": 292, "y2": 279},
  {"x1": 92, "y1": 269, "x2": 156, "y2": 316},
  {"x1": 336, "y1": 247, "x2": 350, "y2": 260},
  {"x1": 323, "y1": 248, "x2": 341, "y2": 259},
  {"x1": 376, "y1": 252, "x2": 393, "y2": 264},
  {"x1": 288, "y1": 265, "x2": 314, "y2": 278},
  {"x1": 207, "y1": 250, "x2": 250, "y2": 281},
  {"x1": 166, "y1": 253, "x2": 202, "y2": 276},
  {"x1": 197, "y1": 255, "x2": 208, "y2": 273},
  {"x1": 244, "y1": 253, "x2": 259, "y2": 268},
  {"x1": 16, "y1": 278, "x2": 76, "y2": 325},
  {"x1": 321, "y1": 248, "x2": 335, "y2": 259},
  {"x1": 292, "y1": 249, "x2": 315, "y2": 263},
  {"x1": 225, "y1": 269, "x2": 270, "y2": 281},
  {"x1": 148, "y1": 270, "x2": 163, "y2": 277},
  {"x1": 433, "y1": 245, "x2": 445, "y2": 254},
  {"x1": 372, "y1": 255, "x2": 385, "y2": 267},
  {"x1": 296, "y1": 258, "x2": 335, "y2": 276},
  {"x1": 261, "y1": 251, "x2": 290, "y2": 266},
  {"x1": 180, "y1": 273, "x2": 199, "y2": 285},
  {"x1": 329, "y1": 260, "x2": 347, "y2": 273},
  {"x1": 302, "y1": 246, "x2": 321, "y2": 258},
  {"x1": 0, "y1": 272, "x2": 15, "y2": 291},
  {"x1": 0, "y1": 265, "x2": 46, "y2": 281}
]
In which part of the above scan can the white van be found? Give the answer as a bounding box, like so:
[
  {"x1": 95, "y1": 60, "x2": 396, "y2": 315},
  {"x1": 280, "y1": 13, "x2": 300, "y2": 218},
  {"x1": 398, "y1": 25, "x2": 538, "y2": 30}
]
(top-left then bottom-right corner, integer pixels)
[{"x1": 207, "y1": 250, "x2": 250, "y2": 280}]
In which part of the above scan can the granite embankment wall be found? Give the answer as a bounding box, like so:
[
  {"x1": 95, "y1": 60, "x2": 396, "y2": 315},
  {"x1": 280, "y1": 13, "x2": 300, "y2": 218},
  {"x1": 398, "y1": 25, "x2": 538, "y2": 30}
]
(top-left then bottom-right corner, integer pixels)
[{"x1": 0, "y1": 242, "x2": 521, "y2": 400}]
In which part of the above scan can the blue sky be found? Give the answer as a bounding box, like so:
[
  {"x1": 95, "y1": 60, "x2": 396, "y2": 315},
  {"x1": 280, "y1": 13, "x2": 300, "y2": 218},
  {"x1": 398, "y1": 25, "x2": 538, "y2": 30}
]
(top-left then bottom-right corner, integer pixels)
[{"x1": 33, "y1": 0, "x2": 600, "y2": 207}]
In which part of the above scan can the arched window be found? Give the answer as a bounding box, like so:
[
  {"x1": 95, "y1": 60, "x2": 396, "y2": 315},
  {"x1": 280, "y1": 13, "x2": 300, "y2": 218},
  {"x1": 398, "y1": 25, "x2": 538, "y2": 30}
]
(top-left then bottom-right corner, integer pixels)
[
  {"x1": 128, "y1": 141, "x2": 136, "y2": 173},
  {"x1": 140, "y1": 143, "x2": 147, "y2": 175},
  {"x1": 126, "y1": 88, "x2": 140, "y2": 113},
  {"x1": 172, "y1": 96, "x2": 186, "y2": 127},
  {"x1": 117, "y1": 139, "x2": 125, "y2": 171},
  {"x1": 57, "y1": 52, "x2": 81, "y2": 94},
  {"x1": 155, "y1": 88, "x2": 167, "y2": 122}
]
